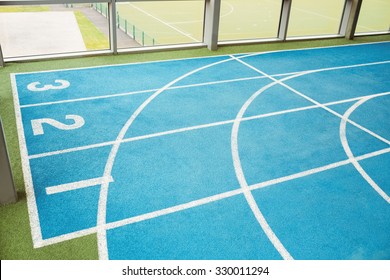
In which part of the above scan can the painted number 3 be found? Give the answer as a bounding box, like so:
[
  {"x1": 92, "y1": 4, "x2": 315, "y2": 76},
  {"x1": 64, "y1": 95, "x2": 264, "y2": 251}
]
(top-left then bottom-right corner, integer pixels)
[
  {"x1": 31, "y1": 115, "x2": 85, "y2": 136},
  {"x1": 27, "y1": 80, "x2": 70, "y2": 91}
]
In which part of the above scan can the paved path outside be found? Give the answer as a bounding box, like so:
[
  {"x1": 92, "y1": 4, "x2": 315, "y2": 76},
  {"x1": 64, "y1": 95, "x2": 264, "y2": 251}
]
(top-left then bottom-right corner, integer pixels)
[
  {"x1": 0, "y1": 4, "x2": 140, "y2": 58},
  {"x1": 0, "y1": 11, "x2": 86, "y2": 57}
]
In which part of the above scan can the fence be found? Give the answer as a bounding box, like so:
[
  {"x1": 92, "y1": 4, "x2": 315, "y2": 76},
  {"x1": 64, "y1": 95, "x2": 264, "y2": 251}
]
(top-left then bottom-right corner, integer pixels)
[{"x1": 92, "y1": 3, "x2": 156, "y2": 46}]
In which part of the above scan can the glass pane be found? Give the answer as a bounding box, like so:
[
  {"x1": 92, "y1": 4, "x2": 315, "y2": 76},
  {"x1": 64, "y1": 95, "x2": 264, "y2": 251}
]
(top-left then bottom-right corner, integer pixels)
[
  {"x1": 356, "y1": 0, "x2": 390, "y2": 33},
  {"x1": 219, "y1": 0, "x2": 282, "y2": 41},
  {"x1": 116, "y1": 1, "x2": 204, "y2": 48},
  {"x1": 0, "y1": 3, "x2": 110, "y2": 58},
  {"x1": 288, "y1": 0, "x2": 345, "y2": 37}
]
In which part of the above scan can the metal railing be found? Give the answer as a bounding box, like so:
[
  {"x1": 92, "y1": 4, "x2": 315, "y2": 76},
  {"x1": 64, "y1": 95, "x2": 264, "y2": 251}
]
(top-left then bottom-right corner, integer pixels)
[{"x1": 91, "y1": 3, "x2": 156, "y2": 46}]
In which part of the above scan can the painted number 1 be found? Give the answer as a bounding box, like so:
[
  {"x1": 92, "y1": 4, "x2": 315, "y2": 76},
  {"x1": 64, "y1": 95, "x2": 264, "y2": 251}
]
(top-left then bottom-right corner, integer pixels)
[
  {"x1": 31, "y1": 115, "x2": 85, "y2": 136},
  {"x1": 27, "y1": 80, "x2": 70, "y2": 92}
]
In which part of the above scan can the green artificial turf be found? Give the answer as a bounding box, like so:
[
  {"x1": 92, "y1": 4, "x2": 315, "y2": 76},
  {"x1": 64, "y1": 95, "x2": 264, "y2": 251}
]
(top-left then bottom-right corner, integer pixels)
[{"x1": 0, "y1": 35, "x2": 389, "y2": 259}]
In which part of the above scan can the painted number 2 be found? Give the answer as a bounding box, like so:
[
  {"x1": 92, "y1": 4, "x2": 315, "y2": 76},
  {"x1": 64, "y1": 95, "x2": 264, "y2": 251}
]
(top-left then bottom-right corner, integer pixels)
[
  {"x1": 31, "y1": 115, "x2": 85, "y2": 136},
  {"x1": 27, "y1": 80, "x2": 70, "y2": 92}
]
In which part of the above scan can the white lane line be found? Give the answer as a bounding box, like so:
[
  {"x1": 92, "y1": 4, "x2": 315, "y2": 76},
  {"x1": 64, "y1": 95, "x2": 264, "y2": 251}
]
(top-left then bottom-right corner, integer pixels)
[
  {"x1": 36, "y1": 147, "x2": 390, "y2": 248},
  {"x1": 27, "y1": 91, "x2": 390, "y2": 160},
  {"x1": 20, "y1": 88, "x2": 154, "y2": 108},
  {"x1": 20, "y1": 73, "x2": 299, "y2": 109},
  {"x1": 36, "y1": 227, "x2": 98, "y2": 248},
  {"x1": 340, "y1": 96, "x2": 390, "y2": 203},
  {"x1": 128, "y1": 3, "x2": 199, "y2": 42},
  {"x1": 19, "y1": 76, "x2": 265, "y2": 108},
  {"x1": 46, "y1": 176, "x2": 114, "y2": 195},
  {"x1": 19, "y1": 59, "x2": 390, "y2": 109},
  {"x1": 250, "y1": 147, "x2": 390, "y2": 190},
  {"x1": 105, "y1": 188, "x2": 243, "y2": 231},
  {"x1": 29, "y1": 140, "x2": 116, "y2": 160}
]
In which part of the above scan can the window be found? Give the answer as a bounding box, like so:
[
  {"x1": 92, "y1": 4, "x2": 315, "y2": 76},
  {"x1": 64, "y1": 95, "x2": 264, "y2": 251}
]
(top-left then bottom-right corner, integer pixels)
[
  {"x1": 0, "y1": 0, "x2": 388, "y2": 62},
  {"x1": 116, "y1": 1, "x2": 205, "y2": 48},
  {"x1": 287, "y1": 0, "x2": 345, "y2": 37},
  {"x1": 219, "y1": 0, "x2": 282, "y2": 41},
  {"x1": 356, "y1": 0, "x2": 390, "y2": 34}
]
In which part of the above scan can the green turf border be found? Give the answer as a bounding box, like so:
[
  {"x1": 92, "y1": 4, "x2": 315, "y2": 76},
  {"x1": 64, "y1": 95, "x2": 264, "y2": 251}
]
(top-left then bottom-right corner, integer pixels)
[{"x1": 1, "y1": 35, "x2": 389, "y2": 260}]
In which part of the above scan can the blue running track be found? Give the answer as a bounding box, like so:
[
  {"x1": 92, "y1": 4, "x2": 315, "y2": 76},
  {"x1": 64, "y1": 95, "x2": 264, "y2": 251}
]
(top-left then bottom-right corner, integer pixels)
[{"x1": 12, "y1": 42, "x2": 390, "y2": 260}]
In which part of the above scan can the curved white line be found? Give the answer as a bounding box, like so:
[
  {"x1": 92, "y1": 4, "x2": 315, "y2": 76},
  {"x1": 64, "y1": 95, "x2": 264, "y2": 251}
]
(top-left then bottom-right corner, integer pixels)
[
  {"x1": 231, "y1": 81, "x2": 295, "y2": 260},
  {"x1": 230, "y1": 59, "x2": 390, "y2": 258},
  {"x1": 96, "y1": 56, "x2": 238, "y2": 260},
  {"x1": 128, "y1": 3, "x2": 199, "y2": 42},
  {"x1": 221, "y1": 2, "x2": 235, "y2": 18},
  {"x1": 96, "y1": 51, "x2": 298, "y2": 259},
  {"x1": 339, "y1": 96, "x2": 390, "y2": 203},
  {"x1": 35, "y1": 147, "x2": 390, "y2": 248}
]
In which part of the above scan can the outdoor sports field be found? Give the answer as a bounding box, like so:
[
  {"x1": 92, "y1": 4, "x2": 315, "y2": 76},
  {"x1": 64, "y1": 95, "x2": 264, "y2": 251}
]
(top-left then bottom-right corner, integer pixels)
[
  {"x1": 1, "y1": 1, "x2": 388, "y2": 52},
  {"x1": 113, "y1": 0, "x2": 390, "y2": 45},
  {"x1": 11, "y1": 41, "x2": 390, "y2": 260}
]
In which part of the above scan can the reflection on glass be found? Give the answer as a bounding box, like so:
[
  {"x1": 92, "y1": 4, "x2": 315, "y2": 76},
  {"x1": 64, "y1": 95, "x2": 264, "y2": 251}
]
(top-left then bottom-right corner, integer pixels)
[
  {"x1": 115, "y1": 1, "x2": 205, "y2": 48},
  {"x1": 287, "y1": 0, "x2": 344, "y2": 37},
  {"x1": 219, "y1": 0, "x2": 281, "y2": 41},
  {"x1": 356, "y1": 0, "x2": 390, "y2": 33}
]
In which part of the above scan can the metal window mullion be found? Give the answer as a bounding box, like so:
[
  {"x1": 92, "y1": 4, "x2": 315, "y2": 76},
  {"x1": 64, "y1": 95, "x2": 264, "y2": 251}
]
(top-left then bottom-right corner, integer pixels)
[
  {"x1": 0, "y1": 44, "x2": 4, "y2": 67},
  {"x1": 108, "y1": 0, "x2": 118, "y2": 54},
  {"x1": 344, "y1": 0, "x2": 363, "y2": 39},
  {"x1": 204, "y1": 0, "x2": 221, "y2": 50},
  {"x1": 278, "y1": 0, "x2": 292, "y2": 41},
  {"x1": 339, "y1": 0, "x2": 353, "y2": 36}
]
